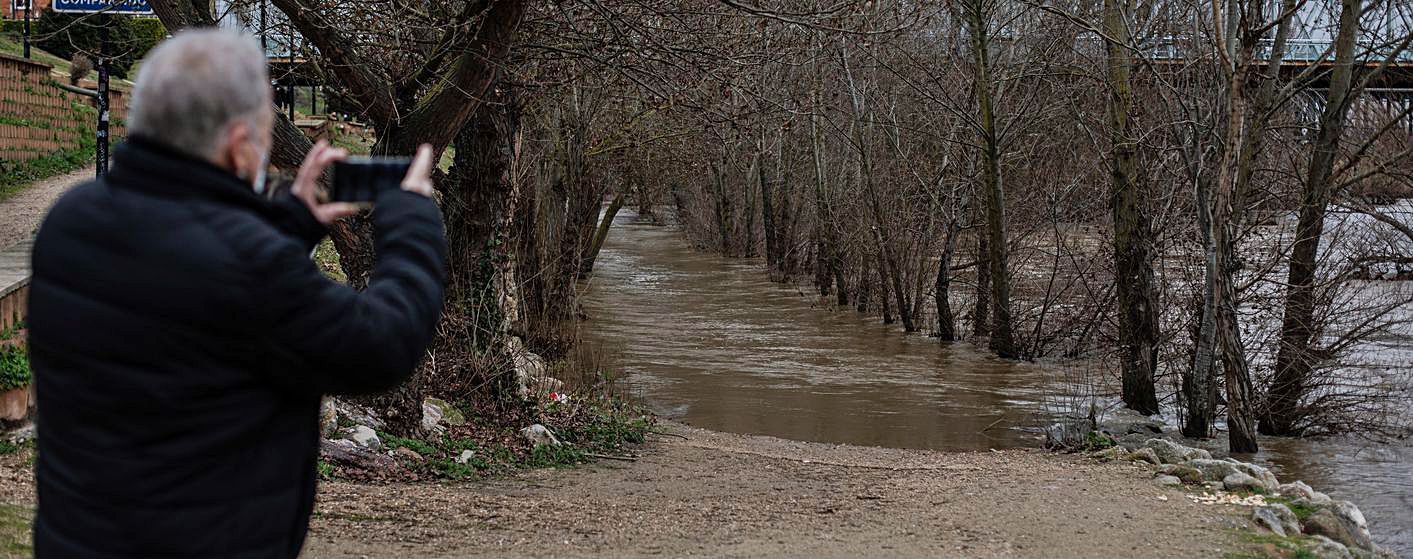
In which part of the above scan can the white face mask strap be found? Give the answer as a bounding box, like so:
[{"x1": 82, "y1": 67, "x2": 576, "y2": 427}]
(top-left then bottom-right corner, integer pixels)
[{"x1": 251, "y1": 146, "x2": 270, "y2": 195}]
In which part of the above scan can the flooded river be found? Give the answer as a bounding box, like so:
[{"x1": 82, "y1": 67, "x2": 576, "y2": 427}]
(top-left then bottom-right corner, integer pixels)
[{"x1": 581, "y1": 210, "x2": 1412, "y2": 555}]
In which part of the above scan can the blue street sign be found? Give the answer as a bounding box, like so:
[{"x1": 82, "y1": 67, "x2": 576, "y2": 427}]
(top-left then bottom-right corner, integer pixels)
[{"x1": 51, "y1": 0, "x2": 153, "y2": 15}]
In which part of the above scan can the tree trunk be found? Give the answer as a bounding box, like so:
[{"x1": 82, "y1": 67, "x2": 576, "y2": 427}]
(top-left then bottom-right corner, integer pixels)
[
  {"x1": 1104, "y1": 0, "x2": 1160, "y2": 415},
  {"x1": 965, "y1": 3, "x2": 1014, "y2": 358},
  {"x1": 581, "y1": 191, "x2": 626, "y2": 276},
  {"x1": 973, "y1": 232, "x2": 990, "y2": 338},
  {"x1": 1262, "y1": 0, "x2": 1361, "y2": 436}
]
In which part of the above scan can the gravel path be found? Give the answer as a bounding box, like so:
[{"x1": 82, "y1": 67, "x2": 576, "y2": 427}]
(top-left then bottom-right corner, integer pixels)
[
  {"x1": 0, "y1": 423, "x2": 1255, "y2": 558},
  {"x1": 0, "y1": 169, "x2": 91, "y2": 250},
  {"x1": 301, "y1": 423, "x2": 1250, "y2": 558}
]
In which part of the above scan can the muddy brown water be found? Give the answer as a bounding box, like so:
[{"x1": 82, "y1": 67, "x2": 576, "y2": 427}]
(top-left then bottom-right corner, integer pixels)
[{"x1": 581, "y1": 210, "x2": 1412, "y2": 556}]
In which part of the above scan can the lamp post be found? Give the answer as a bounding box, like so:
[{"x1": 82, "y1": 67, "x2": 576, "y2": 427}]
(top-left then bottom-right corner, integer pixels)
[{"x1": 21, "y1": 0, "x2": 31, "y2": 59}]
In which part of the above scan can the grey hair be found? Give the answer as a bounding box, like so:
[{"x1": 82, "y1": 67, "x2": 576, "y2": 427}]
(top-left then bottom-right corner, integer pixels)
[{"x1": 128, "y1": 29, "x2": 270, "y2": 160}]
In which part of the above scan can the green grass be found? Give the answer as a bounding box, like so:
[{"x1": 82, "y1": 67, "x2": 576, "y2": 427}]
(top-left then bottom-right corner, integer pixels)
[
  {"x1": 1266, "y1": 495, "x2": 1320, "y2": 522},
  {"x1": 0, "y1": 33, "x2": 134, "y2": 88},
  {"x1": 358, "y1": 405, "x2": 653, "y2": 481},
  {"x1": 0, "y1": 504, "x2": 32, "y2": 558}
]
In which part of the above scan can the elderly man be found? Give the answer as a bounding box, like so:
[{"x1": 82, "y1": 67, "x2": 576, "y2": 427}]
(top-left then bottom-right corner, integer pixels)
[{"x1": 26, "y1": 29, "x2": 446, "y2": 557}]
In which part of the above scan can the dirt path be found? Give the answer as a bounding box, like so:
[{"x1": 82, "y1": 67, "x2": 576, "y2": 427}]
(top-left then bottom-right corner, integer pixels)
[
  {"x1": 302, "y1": 423, "x2": 1249, "y2": 558},
  {"x1": 0, "y1": 169, "x2": 91, "y2": 250}
]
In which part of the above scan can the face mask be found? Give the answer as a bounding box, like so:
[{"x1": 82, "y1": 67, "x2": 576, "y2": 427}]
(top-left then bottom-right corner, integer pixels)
[{"x1": 246, "y1": 139, "x2": 271, "y2": 195}]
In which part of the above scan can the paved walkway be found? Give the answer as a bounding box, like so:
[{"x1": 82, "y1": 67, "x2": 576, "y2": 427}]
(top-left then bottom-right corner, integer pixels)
[{"x1": 0, "y1": 169, "x2": 89, "y2": 251}]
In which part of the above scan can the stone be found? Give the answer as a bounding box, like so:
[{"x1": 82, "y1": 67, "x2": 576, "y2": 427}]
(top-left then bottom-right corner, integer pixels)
[
  {"x1": 1123, "y1": 447, "x2": 1161, "y2": 465},
  {"x1": 335, "y1": 400, "x2": 385, "y2": 431},
  {"x1": 1156, "y1": 463, "x2": 1204, "y2": 484},
  {"x1": 1279, "y1": 480, "x2": 1316, "y2": 500},
  {"x1": 1252, "y1": 504, "x2": 1301, "y2": 537},
  {"x1": 1154, "y1": 474, "x2": 1183, "y2": 487},
  {"x1": 1223, "y1": 472, "x2": 1265, "y2": 493},
  {"x1": 520, "y1": 424, "x2": 561, "y2": 447},
  {"x1": 1186, "y1": 458, "x2": 1243, "y2": 482},
  {"x1": 348, "y1": 425, "x2": 382, "y2": 452},
  {"x1": 4, "y1": 422, "x2": 35, "y2": 444},
  {"x1": 1143, "y1": 438, "x2": 1211, "y2": 464},
  {"x1": 1225, "y1": 459, "x2": 1280, "y2": 491},
  {"x1": 455, "y1": 449, "x2": 476, "y2": 465},
  {"x1": 1097, "y1": 407, "x2": 1165, "y2": 436},
  {"x1": 1116, "y1": 433, "x2": 1149, "y2": 452},
  {"x1": 1088, "y1": 446, "x2": 1124, "y2": 462},
  {"x1": 1307, "y1": 535, "x2": 1353, "y2": 559},
  {"x1": 318, "y1": 397, "x2": 339, "y2": 439},
  {"x1": 1304, "y1": 507, "x2": 1374, "y2": 552},
  {"x1": 392, "y1": 447, "x2": 423, "y2": 462},
  {"x1": 1331, "y1": 501, "x2": 1373, "y2": 551},
  {"x1": 509, "y1": 337, "x2": 550, "y2": 400},
  {"x1": 420, "y1": 400, "x2": 445, "y2": 435},
  {"x1": 424, "y1": 397, "x2": 465, "y2": 426}
]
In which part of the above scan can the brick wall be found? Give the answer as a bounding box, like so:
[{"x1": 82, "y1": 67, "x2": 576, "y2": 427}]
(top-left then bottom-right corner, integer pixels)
[
  {"x1": 1, "y1": 0, "x2": 52, "y2": 21},
  {"x1": 0, "y1": 52, "x2": 127, "y2": 163}
]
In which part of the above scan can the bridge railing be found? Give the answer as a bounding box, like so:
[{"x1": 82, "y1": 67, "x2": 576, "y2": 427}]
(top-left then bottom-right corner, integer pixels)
[{"x1": 1148, "y1": 38, "x2": 1413, "y2": 63}]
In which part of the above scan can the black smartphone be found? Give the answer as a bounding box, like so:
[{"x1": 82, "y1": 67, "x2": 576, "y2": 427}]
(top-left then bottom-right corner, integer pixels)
[{"x1": 331, "y1": 157, "x2": 412, "y2": 203}]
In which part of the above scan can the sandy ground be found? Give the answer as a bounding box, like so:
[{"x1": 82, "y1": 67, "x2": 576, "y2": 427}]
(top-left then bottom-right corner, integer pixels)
[
  {"x1": 300, "y1": 423, "x2": 1249, "y2": 558},
  {"x1": 0, "y1": 423, "x2": 1253, "y2": 558},
  {"x1": 0, "y1": 169, "x2": 91, "y2": 250}
]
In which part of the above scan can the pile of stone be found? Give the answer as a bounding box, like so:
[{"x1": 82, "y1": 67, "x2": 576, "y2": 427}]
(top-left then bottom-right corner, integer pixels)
[{"x1": 1089, "y1": 436, "x2": 1393, "y2": 559}]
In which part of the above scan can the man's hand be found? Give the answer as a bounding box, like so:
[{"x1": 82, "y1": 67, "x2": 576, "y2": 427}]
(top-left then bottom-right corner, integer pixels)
[
  {"x1": 401, "y1": 144, "x2": 435, "y2": 198},
  {"x1": 291, "y1": 140, "x2": 359, "y2": 225}
]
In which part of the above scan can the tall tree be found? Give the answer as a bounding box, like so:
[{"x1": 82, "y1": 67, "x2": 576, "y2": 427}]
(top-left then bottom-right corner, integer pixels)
[{"x1": 1102, "y1": 0, "x2": 1160, "y2": 415}]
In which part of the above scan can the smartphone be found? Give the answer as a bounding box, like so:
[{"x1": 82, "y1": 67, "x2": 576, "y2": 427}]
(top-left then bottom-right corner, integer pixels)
[{"x1": 331, "y1": 157, "x2": 411, "y2": 203}]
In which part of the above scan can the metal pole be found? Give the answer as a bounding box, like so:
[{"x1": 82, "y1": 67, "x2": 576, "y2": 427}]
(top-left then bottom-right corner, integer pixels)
[
  {"x1": 22, "y1": 0, "x2": 31, "y2": 59},
  {"x1": 259, "y1": 0, "x2": 267, "y2": 53},
  {"x1": 310, "y1": 85, "x2": 317, "y2": 115},
  {"x1": 96, "y1": 15, "x2": 111, "y2": 177}
]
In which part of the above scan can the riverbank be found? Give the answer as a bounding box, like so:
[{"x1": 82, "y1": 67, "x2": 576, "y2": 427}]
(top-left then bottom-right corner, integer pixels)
[{"x1": 309, "y1": 422, "x2": 1252, "y2": 557}]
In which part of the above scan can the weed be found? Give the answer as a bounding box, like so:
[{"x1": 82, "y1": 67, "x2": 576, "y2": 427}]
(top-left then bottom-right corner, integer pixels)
[{"x1": 0, "y1": 346, "x2": 30, "y2": 391}]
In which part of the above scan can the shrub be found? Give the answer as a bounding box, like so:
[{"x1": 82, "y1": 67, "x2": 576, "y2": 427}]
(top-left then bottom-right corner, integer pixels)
[
  {"x1": 33, "y1": 10, "x2": 166, "y2": 79},
  {"x1": 0, "y1": 346, "x2": 30, "y2": 391}
]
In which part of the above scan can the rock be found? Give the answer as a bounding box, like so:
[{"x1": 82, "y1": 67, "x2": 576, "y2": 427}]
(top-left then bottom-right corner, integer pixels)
[
  {"x1": 1331, "y1": 501, "x2": 1373, "y2": 551},
  {"x1": 455, "y1": 449, "x2": 476, "y2": 465},
  {"x1": 423, "y1": 397, "x2": 465, "y2": 426},
  {"x1": 1156, "y1": 463, "x2": 1204, "y2": 484},
  {"x1": 1144, "y1": 438, "x2": 1211, "y2": 464},
  {"x1": 348, "y1": 425, "x2": 382, "y2": 452},
  {"x1": 509, "y1": 337, "x2": 550, "y2": 400},
  {"x1": 1225, "y1": 459, "x2": 1280, "y2": 491},
  {"x1": 1097, "y1": 407, "x2": 1165, "y2": 436},
  {"x1": 1280, "y1": 480, "x2": 1316, "y2": 500},
  {"x1": 1116, "y1": 433, "x2": 1149, "y2": 452},
  {"x1": 1307, "y1": 535, "x2": 1353, "y2": 559},
  {"x1": 319, "y1": 439, "x2": 400, "y2": 474},
  {"x1": 5, "y1": 422, "x2": 35, "y2": 444},
  {"x1": 1304, "y1": 506, "x2": 1374, "y2": 552},
  {"x1": 520, "y1": 424, "x2": 561, "y2": 447},
  {"x1": 420, "y1": 400, "x2": 445, "y2": 435},
  {"x1": 318, "y1": 398, "x2": 339, "y2": 439},
  {"x1": 1224, "y1": 472, "x2": 1265, "y2": 493},
  {"x1": 1088, "y1": 446, "x2": 1124, "y2": 462},
  {"x1": 1123, "y1": 447, "x2": 1161, "y2": 465},
  {"x1": 334, "y1": 400, "x2": 385, "y2": 431},
  {"x1": 392, "y1": 447, "x2": 423, "y2": 462},
  {"x1": 1154, "y1": 474, "x2": 1183, "y2": 487},
  {"x1": 1186, "y1": 458, "x2": 1243, "y2": 482},
  {"x1": 1252, "y1": 504, "x2": 1301, "y2": 537}
]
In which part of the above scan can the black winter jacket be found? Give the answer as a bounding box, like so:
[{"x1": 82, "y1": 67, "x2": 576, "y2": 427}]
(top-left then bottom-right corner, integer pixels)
[{"x1": 27, "y1": 136, "x2": 446, "y2": 558}]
